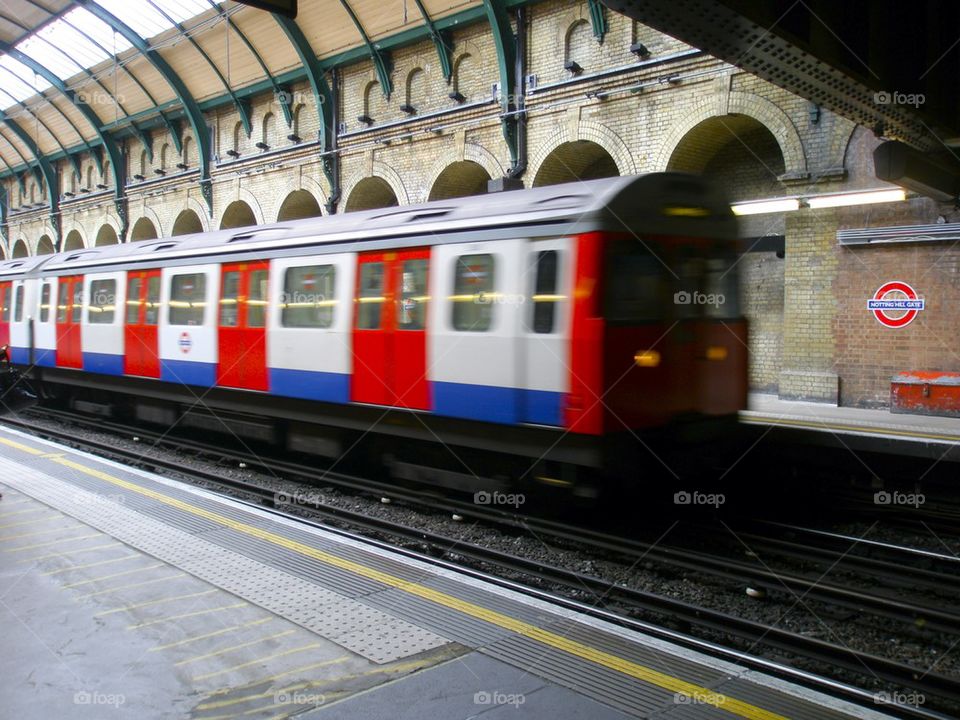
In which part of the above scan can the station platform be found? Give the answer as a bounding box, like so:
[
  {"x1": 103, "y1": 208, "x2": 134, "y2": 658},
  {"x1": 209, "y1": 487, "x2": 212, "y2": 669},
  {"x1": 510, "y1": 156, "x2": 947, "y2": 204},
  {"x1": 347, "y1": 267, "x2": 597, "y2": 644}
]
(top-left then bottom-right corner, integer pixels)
[
  {"x1": 741, "y1": 393, "x2": 960, "y2": 462},
  {"x1": 0, "y1": 424, "x2": 894, "y2": 720}
]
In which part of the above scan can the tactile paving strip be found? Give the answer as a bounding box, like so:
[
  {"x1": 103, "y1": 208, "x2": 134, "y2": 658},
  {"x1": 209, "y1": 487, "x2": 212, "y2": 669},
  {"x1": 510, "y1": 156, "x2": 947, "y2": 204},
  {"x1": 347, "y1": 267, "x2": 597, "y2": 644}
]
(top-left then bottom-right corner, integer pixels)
[{"x1": 0, "y1": 458, "x2": 450, "y2": 664}]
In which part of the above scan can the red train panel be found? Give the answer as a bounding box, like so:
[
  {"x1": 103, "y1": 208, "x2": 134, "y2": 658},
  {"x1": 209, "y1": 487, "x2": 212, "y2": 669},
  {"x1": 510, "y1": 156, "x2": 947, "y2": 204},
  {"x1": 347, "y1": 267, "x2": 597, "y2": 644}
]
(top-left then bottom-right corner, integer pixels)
[
  {"x1": 217, "y1": 261, "x2": 269, "y2": 392},
  {"x1": 55, "y1": 275, "x2": 83, "y2": 369},
  {"x1": 124, "y1": 269, "x2": 161, "y2": 378},
  {"x1": 351, "y1": 249, "x2": 430, "y2": 409}
]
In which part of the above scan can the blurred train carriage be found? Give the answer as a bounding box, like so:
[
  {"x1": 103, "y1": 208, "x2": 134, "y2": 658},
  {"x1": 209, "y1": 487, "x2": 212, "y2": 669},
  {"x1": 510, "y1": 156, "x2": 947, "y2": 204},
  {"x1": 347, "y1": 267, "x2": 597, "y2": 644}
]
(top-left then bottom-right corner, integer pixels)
[{"x1": 0, "y1": 173, "x2": 747, "y2": 491}]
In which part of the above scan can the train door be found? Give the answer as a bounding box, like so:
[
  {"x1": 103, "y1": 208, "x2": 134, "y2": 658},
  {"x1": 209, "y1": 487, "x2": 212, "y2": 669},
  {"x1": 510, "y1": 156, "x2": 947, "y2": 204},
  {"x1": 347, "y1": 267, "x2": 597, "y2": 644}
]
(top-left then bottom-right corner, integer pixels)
[
  {"x1": 351, "y1": 249, "x2": 430, "y2": 409},
  {"x1": 520, "y1": 239, "x2": 571, "y2": 426},
  {"x1": 0, "y1": 281, "x2": 10, "y2": 351},
  {"x1": 55, "y1": 275, "x2": 83, "y2": 369},
  {"x1": 217, "y1": 261, "x2": 269, "y2": 391},
  {"x1": 124, "y1": 269, "x2": 161, "y2": 378}
]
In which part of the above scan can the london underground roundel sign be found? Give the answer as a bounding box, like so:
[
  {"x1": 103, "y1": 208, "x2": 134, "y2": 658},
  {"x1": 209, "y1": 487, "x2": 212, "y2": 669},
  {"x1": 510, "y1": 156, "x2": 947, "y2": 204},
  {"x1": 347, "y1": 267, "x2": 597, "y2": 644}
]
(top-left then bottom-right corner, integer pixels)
[{"x1": 867, "y1": 281, "x2": 924, "y2": 328}]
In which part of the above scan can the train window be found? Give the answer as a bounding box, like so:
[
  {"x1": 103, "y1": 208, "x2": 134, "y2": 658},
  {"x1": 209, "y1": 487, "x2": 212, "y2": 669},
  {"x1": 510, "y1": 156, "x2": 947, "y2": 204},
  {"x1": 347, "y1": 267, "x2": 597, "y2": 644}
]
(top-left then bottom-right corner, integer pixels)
[
  {"x1": 674, "y1": 251, "x2": 740, "y2": 320},
  {"x1": 14, "y1": 285, "x2": 23, "y2": 323},
  {"x1": 282, "y1": 265, "x2": 336, "y2": 329},
  {"x1": 452, "y1": 254, "x2": 495, "y2": 332},
  {"x1": 247, "y1": 269, "x2": 268, "y2": 329},
  {"x1": 57, "y1": 283, "x2": 69, "y2": 323},
  {"x1": 605, "y1": 240, "x2": 664, "y2": 324},
  {"x1": 220, "y1": 271, "x2": 240, "y2": 327},
  {"x1": 356, "y1": 263, "x2": 384, "y2": 330},
  {"x1": 40, "y1": 284, "x2": 51, "y2": 323},
  {"x1": 531, "y1": 250, "x2": 559, "y2": 334},
  {"x1": 145, "y1": 276, "x2": 161, "y2": 326},
  {"x1": 397, "y1": 259, "x2": 428, "y2": 330},
  {"x1": 169, "y1": 273, "x2": 207, "y2": 326},
  {"x1": 71, "y1": 283, "x2": 83, "y2": 323},
  {"x1": 126, "y1": 277, "x2": 143, "y2": 324},
  {"x1": 89, "y1": 279, "x2": 117, "y2": 324}
]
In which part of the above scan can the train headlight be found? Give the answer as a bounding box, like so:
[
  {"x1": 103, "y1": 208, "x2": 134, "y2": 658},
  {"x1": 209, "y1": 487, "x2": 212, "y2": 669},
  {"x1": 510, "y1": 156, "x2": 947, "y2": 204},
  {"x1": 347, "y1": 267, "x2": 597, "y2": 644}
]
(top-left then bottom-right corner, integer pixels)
[
  {"x1": 705, "y1": 346, "x2": 728, "y2": 361},
  {"x1": 634, "y1": 350, "x2": 661, "y2": 367}
]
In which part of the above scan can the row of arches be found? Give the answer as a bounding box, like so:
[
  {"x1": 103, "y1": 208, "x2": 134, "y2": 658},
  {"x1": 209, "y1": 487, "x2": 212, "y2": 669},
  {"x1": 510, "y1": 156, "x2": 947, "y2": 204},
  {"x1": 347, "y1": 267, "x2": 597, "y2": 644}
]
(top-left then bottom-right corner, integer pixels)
[{"x1": 6, "y1": 111, "x2": 793, "y2": 258}]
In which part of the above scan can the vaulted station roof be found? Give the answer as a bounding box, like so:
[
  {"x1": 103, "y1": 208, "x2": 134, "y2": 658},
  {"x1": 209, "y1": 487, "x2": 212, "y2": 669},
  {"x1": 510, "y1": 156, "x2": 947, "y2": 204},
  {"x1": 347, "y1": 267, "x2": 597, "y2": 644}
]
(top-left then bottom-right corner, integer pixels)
[{"x1": 0, "y1": 0, "x2": 494, "y2": 176}]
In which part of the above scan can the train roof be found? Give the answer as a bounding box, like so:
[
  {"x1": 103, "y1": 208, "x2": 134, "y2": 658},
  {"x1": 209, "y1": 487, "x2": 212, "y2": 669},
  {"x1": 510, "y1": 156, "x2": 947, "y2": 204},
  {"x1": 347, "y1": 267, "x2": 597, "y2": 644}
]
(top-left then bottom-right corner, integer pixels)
[{"x1": 0, "y1": 173, "x2": 737, "y2": 278}]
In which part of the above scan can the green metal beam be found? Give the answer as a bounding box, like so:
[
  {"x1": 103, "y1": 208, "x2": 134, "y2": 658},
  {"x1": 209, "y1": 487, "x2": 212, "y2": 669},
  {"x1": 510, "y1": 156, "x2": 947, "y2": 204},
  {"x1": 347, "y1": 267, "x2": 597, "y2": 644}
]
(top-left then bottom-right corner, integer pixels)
[
  {"x1": 482, "y1": 0, "x2": 520, "y2": 172},
  {"x1": 77, "y1": 0, "x2": 212, "y2": 218},
  {"x1": 337, "y1": 0, "x2": 393, "y2": 98},
  {"x1": 145, "y1": 0, "x2": 253, "y2": 138},
  {"x1": 274, "y1": 15, "x2": 339, "y2": 208},
  {"x1": 0, "y1": 111, "x2": 59, "y2": 244},
  {"x1": 205, "y1": 0, "x2": 293, "y2": 127},
  {"x1": 587, "y1": 0, "x2": 607, "y2": 43},
  {"x1": 0, "y1": 42, "x2": 123, "y2": 213},
  {"x1": 0, "y1": 85, "x2": 81, "y2": 180},
  {"x1": 411, "y1": 0, "x2": 453, "y2": 82},
  {"x1": 0, "y1": 125, "x2": 43, "y2": 189},
  {"x1": 60, "y1": 12, "x2": 180, "y2": 157}
]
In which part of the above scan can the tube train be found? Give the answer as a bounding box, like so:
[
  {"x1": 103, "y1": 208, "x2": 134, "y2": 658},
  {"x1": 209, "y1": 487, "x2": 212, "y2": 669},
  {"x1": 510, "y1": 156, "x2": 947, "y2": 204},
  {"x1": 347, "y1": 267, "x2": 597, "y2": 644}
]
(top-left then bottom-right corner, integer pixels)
[{"x1": 0, "y1": 173, "x2": 746, "y2": 490}]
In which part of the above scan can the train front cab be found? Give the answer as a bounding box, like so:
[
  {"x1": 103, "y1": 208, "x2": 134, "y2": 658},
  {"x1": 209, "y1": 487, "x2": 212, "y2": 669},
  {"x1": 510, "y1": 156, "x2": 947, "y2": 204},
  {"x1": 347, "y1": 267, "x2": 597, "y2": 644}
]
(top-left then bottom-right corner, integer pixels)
[{"x1": 572, "y1": 230, "x2": 747, "y2": 475}]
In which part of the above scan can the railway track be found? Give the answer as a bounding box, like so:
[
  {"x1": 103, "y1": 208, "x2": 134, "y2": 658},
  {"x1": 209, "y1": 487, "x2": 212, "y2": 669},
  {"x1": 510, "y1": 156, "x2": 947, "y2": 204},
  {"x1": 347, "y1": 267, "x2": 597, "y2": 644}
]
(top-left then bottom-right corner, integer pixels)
[{"x1": 3, "y1": 408, "x2": 958, "y2": 718}]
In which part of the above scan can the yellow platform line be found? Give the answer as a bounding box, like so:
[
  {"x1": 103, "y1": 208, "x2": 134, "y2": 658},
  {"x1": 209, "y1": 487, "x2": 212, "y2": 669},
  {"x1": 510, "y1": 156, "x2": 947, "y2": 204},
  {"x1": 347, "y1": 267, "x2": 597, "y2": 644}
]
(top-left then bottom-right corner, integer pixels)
[
  {"x1": 95, "y1": 589, "x2": 218, "y2": 617},
  {"x1": 192, "y1": 643, "x2": 324, "y2": 682},
  {"x1": 197, "y1": 657, "x2": 354, "y2": 708},
  {"x1": 0, "y1": 522, "x2": 86, "y2": 542},
  {"x1": 0, "y1": 498, "x2": 35, "y2": 508},
  {"x1": 197, "y1": 656, "x2": 434, "y2": 714},
  {"x1": 151, "y1": 617, "x2": 273, "y2": 652},
  {"x1": 203, "y1": 691, "x2": 346, "y2": 720},
  {"x1": 0, "y1": 506, "x2": 54, "y2": 520},
  {"x1": 29, "y1": 452, "x2": 786, "y2": 720},
  {"x1": 20, "y1": 541, "x2": 122, "y2": 563},
  {"x1": 77, "y1": 572, "x2": 187, "y2": 599},
  {"x1": 743, "y1": 415, "x2": 960, "y2": 442},
  {"x1": 176, "y1": 629, "x2": 295, "y2": 666},
  {"x1": 43, "y1": 554, "x2": 141, "y2": 576},
  {"x1": 128, "y1": 602, "x2": 248, "y2": 629},
  {"x1": 0, "y1": 514, "x2": 65, "y2": 531},
  {"x1": 0, "y1": 436, "x2": 45, "y2": 455},
  {"x1": 5, "y1": 531, "x2": 102, "y2": 552},
  {"x1": 63, "y1": 562, "x2": 166, "y2": 588}
]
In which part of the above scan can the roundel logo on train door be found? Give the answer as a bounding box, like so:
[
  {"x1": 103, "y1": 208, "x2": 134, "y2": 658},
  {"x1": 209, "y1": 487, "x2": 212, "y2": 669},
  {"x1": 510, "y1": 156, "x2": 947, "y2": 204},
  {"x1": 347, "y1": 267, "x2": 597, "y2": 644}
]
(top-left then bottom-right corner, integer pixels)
[
  {"x1": 867, "y1": 281, "x2": 925, "y2": 328},
  {"x1": 178, "y1": 332, "x2": 193, "y2": 354}
]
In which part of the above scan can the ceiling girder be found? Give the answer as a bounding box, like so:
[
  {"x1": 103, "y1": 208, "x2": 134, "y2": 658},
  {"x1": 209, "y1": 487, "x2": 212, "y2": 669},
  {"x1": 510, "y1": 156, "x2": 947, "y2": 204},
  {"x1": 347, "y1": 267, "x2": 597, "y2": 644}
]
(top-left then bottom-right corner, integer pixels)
[
  {"x1": 411, "y1": 0, "x2": 453, "y2": 82},
  {"x1": 337, "y1": 0, "x2": 392, "y2": 98},
  {"x1": 77, "y1": 0, "x2": 212, "y2": 216},
  {"x1": 274, "y1": 15, "x2": 338, "y2": 206},
  {"x1": 0, "y1": 40, "x2": 124, "y2": 232}
]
